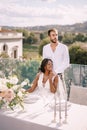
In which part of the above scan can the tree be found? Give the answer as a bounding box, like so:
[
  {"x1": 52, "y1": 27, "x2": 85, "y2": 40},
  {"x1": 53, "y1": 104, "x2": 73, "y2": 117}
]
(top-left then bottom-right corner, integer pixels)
[
  {"x1": 39, "y1": 38, "x2": 50, "y2": 56},
  {"x1": 69, "y1": 44, "x2": 87, "y2": 65},
  {"x1": 27, "y1": 32, "x2": 38, "y2": 44},
  {"x1": 22, "y1": 29, "x2": 29, "y2": 38},
  {"x1": 74, "y1": 33, "x2": 85, "y2": 42},
  {"x1": 40, "y1": 33, "x2": 45, "y2": 40},
  {"x1": 58, "y1": 35, "x2": 63, "y2": 42},
  {"x1": 62, "y1": 33, "x2": 75, "y2": 44}
]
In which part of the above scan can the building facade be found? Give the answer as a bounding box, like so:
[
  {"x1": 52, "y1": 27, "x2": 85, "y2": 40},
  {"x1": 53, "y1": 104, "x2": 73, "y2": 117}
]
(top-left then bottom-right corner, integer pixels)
[{"x1": 0, "y1": 28, "x2": 23, "y2": 59}]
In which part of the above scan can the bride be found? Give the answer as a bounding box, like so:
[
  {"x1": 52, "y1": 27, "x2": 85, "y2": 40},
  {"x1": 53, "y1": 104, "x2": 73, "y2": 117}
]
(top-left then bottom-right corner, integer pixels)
[
  {"x1": 27, "y1": 58, "x2": 65, "y2": 104},
  {"x1": 27, "y1": 58, "x2": 58, "y2": 102}
]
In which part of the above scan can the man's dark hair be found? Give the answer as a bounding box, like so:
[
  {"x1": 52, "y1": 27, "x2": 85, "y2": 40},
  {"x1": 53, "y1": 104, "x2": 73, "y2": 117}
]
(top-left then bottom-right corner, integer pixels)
[{"x1": 48, "y1": 28, "x2": 58, "y2": 36}]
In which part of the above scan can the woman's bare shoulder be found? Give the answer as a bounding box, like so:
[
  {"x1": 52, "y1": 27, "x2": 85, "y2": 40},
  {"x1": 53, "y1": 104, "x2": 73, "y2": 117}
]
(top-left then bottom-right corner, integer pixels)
[{"x1": 36, "y1": 72, "x2": 42, "y2": 78}]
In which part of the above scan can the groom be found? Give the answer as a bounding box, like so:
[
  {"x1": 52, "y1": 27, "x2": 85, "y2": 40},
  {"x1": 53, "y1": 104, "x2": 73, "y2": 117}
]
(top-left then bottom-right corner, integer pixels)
[{"x1": 43, "y1": 28, "x2": 70, "y2": 75}]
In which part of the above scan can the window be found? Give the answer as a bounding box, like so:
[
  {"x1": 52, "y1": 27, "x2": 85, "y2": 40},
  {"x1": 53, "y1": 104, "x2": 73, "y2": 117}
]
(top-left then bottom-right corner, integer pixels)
[{"x1": 3, "y1": 44, "x2": 8, "y2": 52}]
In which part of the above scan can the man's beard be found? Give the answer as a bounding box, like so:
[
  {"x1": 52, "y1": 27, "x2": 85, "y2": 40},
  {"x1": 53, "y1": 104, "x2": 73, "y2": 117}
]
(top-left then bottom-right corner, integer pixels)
[{"x1": 51, "y1": 38, "x2": 57, "y2": 43}]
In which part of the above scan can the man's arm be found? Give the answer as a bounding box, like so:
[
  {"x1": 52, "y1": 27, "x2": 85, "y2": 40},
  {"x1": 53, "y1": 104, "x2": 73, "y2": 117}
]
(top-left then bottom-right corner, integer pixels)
[
  {"x1": 57, "y1": 45, "x2": 70, "y2": 73},
  {"x1": 62, "y1": 46, "x2": 70, "y2": 72},
  {"x1": 42, "y1": 46, "x2": 46, "y2": 59}
]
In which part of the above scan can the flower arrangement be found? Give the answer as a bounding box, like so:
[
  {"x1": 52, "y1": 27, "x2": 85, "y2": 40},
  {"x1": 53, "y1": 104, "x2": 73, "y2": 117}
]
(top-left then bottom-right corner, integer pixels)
[{"x1": 0, "y1": 75, "x2": 29, "y2": 110}]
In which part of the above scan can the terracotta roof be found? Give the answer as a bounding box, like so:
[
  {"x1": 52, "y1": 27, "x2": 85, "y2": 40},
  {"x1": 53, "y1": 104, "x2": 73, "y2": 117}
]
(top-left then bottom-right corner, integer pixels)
[{"x1": 0, "y1": 28, "x2": 16, "y2": 33}]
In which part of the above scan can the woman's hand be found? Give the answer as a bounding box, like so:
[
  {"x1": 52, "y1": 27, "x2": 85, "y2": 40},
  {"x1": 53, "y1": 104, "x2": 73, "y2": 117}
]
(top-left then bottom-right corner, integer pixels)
[
  {"x1": 49, "y1": 71, "x2": 58, "y2": 93},
  {"x1": 49, "y1": 71, "x2": 54, "y2": 80}
]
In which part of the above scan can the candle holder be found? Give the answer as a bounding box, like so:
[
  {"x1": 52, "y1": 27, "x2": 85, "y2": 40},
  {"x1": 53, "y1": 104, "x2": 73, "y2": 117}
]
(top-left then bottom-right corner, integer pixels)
[
  {"x1": 57, "y1": 74, "x2": 68, "y2": 125},
  {"x1": 51, "y1": 94, "x2": 57, "y2": 123}
]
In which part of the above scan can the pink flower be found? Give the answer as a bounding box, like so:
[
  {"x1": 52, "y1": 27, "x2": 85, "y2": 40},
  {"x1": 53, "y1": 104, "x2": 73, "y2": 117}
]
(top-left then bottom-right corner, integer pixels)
[{"x1": 4, "y1": 89, "x2": 15, "y2": 102}]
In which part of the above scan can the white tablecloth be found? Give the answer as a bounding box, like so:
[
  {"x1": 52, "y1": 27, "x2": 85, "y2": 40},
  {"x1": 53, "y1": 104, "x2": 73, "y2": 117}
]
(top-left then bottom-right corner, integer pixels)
[{"x1": 0, "y1": 98, "x2": 87, "y2": 130}]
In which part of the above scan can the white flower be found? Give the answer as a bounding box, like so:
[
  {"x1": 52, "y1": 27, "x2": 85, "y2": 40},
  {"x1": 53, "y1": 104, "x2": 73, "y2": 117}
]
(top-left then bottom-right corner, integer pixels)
[
  {"x1": 8, "y1": 75, "x2": 18, "y2": 85},
  {"x1": 12, "y1": 85, "x2": 19, "y2": 91},
  {"x1": 21, "y1": 79, "x2": 30, "y2": 87},
  {"x1": 0, "y1": 76, "x2": 28, "y2": 110},
  {"x1": 21, "y1": 81, "x2": 27, "y2": 86},
  {"x1": 17, "y1": 91, "x2": 23, "y2": 98},
  {"x1": 0, "y1": 78, "x2": 8, "y2": 90}
]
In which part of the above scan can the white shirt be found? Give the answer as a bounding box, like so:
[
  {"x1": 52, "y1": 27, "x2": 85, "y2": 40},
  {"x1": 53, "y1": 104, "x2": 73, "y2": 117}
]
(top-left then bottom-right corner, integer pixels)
[{"x1": 43, "y1": 42, "x2": 70, "y2": 73}]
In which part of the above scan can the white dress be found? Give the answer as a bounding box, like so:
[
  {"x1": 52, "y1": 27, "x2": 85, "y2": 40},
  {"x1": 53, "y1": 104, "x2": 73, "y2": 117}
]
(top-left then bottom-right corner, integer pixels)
[
  {"x1": 37, "y1": 73, "x2": 55, "y2": 103},
  {"x1": 34, "y1": 73, "x2": 65, "y2": 103},
  {"x1": 26, "y1": 73, "x2": 66, "y2": 106}
]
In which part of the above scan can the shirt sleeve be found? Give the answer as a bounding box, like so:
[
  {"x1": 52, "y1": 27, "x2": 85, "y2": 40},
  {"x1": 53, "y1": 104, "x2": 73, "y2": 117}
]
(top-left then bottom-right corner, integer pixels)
[
  {"x1": 55, "y1": 45, "x2": 70, "y2": 73},
  {"x1": 42, "y1": 46, "x2": 46, "y2": 59},
  {"x1": 61, "y1": 46, "x2": 70, "y2": 72}
]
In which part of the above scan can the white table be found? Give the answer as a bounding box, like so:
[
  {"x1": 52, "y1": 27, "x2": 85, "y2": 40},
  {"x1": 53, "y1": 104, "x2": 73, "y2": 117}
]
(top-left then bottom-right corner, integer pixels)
[{"x1": 0, "y1": 99, "x2": 87, "y2": 130}]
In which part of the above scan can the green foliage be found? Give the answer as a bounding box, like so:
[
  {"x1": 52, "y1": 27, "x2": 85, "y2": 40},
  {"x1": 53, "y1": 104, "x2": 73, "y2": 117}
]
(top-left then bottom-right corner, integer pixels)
[
  {"x1": 58, "y1": 35, "x2": 63, "y2": 42},
  {"x1": 62, "y1": 33, "x2": 75, "y2": 44},
  {"x1": 39, "y1": 38, "x2": 50, "y2": 56},
  {"x1": 8, "y1": 93, "x2": 24, "y2": 110},
  {"x1": 16, "y1": 60, "x2": 40, "y2": 83},
  {"x1": 23, "y1": 44, "x2": 38, "y2": 49},
  {"x1": 69, "y1": 44, "x2": 87, "y2": 65},
  {"x1": 40, "y1": 31, "x2": 48, "y2": 40},
  {"x1": 0, "y1": 59, "x2": 39, "y2": 83},
  {"x1": 40, "y1": 33, "x2": 44, "y2": 40},
  {"x1": 0, "y1": 52, "x2": 9, "y2": 58},
  {"x1": 74, "y1": 33, "x2": 87, "y2": 42},
  {"x1": 27, "y1": 32, "x2": 38, "y2": 44},
  {"x1": 22, "y1": 29, "x2": 29, "y2": 38},
  {"x1": 7, "y1": 82, "x2": 14, "y2": 88},
  {"x1": 0, "y1": 59, "x2": 19, "y2": 77},
  {"x1": 0, "y1": 100, "x2": 5, "y2": 109},
  {"x1": 60, "y1": 33, "x2": 87, "y2": 44}
]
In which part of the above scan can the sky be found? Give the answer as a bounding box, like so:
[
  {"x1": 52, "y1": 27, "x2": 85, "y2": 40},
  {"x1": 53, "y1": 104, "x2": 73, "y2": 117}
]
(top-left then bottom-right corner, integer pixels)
[{"x1": 0, "y1": 0, "x2": 87, "y2": 27}]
